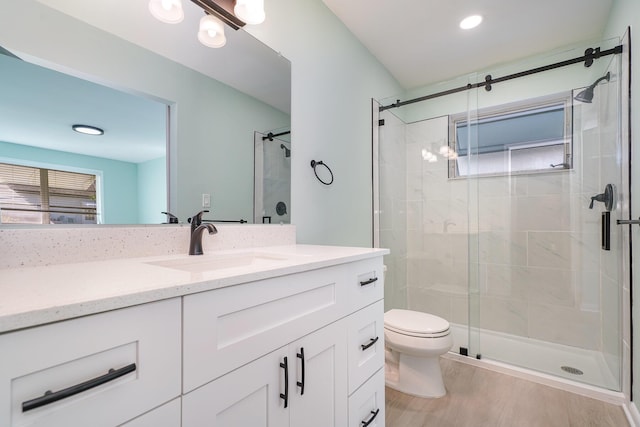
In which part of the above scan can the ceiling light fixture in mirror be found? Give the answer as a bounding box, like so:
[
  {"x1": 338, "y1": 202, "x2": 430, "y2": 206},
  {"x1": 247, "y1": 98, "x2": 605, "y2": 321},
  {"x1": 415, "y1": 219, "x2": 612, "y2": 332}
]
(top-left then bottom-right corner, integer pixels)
[{"x1": 151, "y1": 0, "x2": 266, "y2": 48}]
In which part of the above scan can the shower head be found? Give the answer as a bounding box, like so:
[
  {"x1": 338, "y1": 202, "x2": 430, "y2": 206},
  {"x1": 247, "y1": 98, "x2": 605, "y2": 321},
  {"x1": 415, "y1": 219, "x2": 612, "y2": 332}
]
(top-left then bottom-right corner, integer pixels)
[
  {"x1": 280, "y1": 143, "x2": 291, "y2": 158},
  {"x1": 574, "y1": 72, "x2": 611, "y2": 103}
]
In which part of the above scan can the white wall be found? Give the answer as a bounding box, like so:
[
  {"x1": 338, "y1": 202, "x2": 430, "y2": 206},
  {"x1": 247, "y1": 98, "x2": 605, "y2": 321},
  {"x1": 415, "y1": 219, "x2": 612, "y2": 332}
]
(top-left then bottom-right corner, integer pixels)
[{"x1": 246, "y1": 0, "x2": 403, "y2": 246}]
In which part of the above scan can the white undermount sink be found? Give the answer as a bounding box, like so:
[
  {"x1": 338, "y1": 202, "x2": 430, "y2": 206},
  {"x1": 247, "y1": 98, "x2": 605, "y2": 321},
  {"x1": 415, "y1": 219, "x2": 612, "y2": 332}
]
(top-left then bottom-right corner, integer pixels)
[{"x1": 145, "y1": 252, "x2": 290, "y2": 273}]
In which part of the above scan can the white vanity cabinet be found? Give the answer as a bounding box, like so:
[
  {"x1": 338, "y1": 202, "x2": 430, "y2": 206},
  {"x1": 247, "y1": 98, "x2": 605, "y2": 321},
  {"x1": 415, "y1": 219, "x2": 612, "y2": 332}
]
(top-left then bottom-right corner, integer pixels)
[
  {"x1": 182, "y1": 256, "x2": 385, "y2": 427},
  {"x1": 0, "y1": 247, "x2": 386, "y2": 427},
  {"x1": 0, "y1": 299, "x2": 182, "y2": 427}
]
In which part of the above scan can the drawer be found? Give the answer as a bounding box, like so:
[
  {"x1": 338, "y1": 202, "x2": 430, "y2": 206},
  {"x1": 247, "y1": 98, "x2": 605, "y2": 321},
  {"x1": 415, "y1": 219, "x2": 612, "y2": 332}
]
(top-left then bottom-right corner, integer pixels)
[
  {"x1": 347, "y1": 257, "x2": 384, "y2": 312},
  {"x1": 120, "y1": 398, "x2": 181, "y2": 427},
  {"x1": 183, "y1": 264, "x2": 350, "y2": 392},
  {"x1": 348, "y1": 300, "x2": 385, "y2": 395},
  {"x1": 348, "y1": 368, "x2": 385, "y2": 427},
  {"x1": 0, "y1": 299, "x2": 181, "y2": 427}
]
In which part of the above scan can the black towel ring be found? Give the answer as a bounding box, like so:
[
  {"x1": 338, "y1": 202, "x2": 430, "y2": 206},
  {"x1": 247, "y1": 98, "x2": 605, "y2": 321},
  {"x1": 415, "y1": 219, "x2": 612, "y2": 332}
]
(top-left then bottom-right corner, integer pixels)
[{"x1": 310, "y1": 160, "x2": 334, "y2": 185}]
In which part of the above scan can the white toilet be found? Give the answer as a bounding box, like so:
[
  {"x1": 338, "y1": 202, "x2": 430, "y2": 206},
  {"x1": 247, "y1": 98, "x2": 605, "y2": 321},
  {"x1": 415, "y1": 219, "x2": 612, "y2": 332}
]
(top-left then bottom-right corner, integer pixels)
[{"x1": 384, "y1": 309, "x2": 453, "y2": 398}]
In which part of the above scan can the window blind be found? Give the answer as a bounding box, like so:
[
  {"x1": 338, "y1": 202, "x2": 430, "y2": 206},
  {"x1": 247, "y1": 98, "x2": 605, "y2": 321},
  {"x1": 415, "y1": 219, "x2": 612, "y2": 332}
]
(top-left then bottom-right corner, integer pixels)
[{"x1": 0, "y1": 163, "x2": 98, "y2": 224}]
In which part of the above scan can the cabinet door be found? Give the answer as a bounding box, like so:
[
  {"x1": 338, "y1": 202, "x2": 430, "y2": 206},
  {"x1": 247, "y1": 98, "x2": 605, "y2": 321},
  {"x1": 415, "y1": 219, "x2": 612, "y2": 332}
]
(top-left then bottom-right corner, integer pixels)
[
  {"x1": 182, "y1": 348, "x2": 289, "y2": 427},
  {"x1": 289, "y1": 319, "x2": 348, "y2": 427}
]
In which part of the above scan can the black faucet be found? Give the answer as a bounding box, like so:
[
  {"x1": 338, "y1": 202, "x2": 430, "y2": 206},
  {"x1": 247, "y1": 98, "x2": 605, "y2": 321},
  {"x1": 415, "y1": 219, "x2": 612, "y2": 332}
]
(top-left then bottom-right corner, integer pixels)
[
  {"x1": 188, "y1": 210, "x2": 218, "y2": 255},
  {"x1": 161, "y1": 211, "x2": 179, "y2": 224}
]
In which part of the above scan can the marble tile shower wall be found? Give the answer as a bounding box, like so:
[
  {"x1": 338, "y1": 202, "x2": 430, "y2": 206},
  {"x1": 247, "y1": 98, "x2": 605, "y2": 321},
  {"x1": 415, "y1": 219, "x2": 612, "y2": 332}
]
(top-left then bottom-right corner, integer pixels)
[{"x1": 402, "y1": 112, "x2": 613, "y2": 352}]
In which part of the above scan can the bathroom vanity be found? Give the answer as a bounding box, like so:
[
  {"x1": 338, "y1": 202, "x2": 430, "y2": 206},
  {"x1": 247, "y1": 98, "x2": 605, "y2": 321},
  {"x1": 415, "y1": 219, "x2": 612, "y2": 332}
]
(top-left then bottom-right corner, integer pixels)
[{"x1": 0, "y1": 244, "x2": 387, "y2": 427}]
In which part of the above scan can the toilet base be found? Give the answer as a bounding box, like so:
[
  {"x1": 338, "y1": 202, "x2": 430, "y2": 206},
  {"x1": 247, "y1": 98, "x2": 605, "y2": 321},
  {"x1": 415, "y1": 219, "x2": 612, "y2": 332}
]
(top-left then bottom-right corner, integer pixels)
[{"x1": 385, "y1": 352, "x2": 447, "y2": 398}]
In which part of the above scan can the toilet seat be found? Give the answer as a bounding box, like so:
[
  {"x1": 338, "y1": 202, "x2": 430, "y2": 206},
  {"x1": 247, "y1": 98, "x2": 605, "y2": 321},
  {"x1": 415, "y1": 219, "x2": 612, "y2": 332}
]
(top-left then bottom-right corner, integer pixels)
[{"x1": 384, "y1": 309, "x2": 450, "y2": 338}]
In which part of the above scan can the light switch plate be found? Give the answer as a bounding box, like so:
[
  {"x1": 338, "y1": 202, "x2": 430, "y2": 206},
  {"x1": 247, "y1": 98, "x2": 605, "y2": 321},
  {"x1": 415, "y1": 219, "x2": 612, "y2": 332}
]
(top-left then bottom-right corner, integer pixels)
[{"x1": 202, "y1": 193, "x2": 211, "y2": 208}]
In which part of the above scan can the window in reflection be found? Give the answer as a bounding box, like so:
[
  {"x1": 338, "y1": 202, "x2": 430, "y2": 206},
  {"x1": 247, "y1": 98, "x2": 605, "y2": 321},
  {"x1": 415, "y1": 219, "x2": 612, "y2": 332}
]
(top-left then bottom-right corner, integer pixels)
[{"x1": 0, "y1": 162, "x2": 98, "y2": 224}]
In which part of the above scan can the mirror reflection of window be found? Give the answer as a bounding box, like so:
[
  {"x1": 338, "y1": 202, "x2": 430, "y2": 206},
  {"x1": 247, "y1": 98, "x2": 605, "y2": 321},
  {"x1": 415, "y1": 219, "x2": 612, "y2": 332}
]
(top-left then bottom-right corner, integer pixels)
[{"x1": 0, "y1": 163, "x2": 98, "y2": 224}]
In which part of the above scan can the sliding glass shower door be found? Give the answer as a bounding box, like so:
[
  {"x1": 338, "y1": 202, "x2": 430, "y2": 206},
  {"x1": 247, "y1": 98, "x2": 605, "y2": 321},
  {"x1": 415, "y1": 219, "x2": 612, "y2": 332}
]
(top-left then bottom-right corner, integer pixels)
[
  {"x1": 375, "y1": 37, "x2": 628, "y2": 391},
  {"x1": 465, "y1": 49, "x2": 626, "y2": 390}
]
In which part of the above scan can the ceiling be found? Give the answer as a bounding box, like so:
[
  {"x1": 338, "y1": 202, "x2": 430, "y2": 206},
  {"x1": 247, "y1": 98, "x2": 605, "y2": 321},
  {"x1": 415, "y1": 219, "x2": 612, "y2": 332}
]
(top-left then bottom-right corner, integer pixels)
[
  {"x1": 322, "y1": 0, "x2": 614, "y2": 90},
  {"x1": 0, "y1": 53, "x2": 166, "y2": 164}
]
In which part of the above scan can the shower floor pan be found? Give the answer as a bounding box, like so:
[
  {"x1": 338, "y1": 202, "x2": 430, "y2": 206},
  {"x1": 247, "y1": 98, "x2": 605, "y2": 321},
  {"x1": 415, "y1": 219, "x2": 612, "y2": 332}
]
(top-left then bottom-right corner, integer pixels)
[{"x1": 448, "y1": 323, "x2": 619, "y2": 392}]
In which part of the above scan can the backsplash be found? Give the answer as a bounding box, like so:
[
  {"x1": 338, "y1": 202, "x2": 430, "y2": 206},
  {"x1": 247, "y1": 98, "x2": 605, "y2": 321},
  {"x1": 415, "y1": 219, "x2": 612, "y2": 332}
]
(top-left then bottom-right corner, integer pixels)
[{"x1": 0, "y1": 224, "x2": 296, "y2": 269}]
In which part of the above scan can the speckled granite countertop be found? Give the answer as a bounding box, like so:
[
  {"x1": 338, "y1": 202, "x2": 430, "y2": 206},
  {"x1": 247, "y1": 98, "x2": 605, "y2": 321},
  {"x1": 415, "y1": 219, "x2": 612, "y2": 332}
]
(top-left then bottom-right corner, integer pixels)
[{"x1": 0, "y1": 245, "x2": 388, "y2": 333}]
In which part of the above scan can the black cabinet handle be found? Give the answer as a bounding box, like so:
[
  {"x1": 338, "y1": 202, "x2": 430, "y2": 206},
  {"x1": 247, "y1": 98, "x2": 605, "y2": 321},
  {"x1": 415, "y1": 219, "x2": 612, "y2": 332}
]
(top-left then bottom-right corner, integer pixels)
[
  {"x1": 361, "y1": 409, "x2": 380, "y2": 426},
  {"x1": 280, "y1": 357, "x2": 289, "y2": 408},
  {"x1": 360, "y1": 277, "x2": 378, "y2": 286},
  {"x1": 361, "y1": 337, "x2": 379, "y2": 351},
  {"x1": 296, "y1": 347, "x2": 305, "y2": 395},
  {"x1": 22, "y1": 363, "x2": 136, "y2": 412}
]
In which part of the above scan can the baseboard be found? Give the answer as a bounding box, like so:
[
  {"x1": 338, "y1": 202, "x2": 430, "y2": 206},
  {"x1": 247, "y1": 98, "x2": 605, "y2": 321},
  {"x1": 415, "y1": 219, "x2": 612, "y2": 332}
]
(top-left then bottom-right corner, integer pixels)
[{"x1": 625, "y1": 401, "x2": 640, "y2": 427}]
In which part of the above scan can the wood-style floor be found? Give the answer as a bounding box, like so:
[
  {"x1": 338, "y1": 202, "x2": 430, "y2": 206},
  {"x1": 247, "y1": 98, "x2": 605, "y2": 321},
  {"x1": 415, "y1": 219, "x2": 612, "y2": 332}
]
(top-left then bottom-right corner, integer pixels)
[{"x1": 385, "y1": 357, "x2": 629, "y2": 427}]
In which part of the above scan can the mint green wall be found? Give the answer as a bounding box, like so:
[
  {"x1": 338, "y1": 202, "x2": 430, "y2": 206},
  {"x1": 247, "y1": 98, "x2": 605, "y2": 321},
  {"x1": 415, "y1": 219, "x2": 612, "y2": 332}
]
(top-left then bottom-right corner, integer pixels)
[
  {"x1": 0, "y1": 1, "x2": 290, "y2": 226},
  {"x1": 604, "y1": 0, "x2": 640, "y2": 412},
  {"x1": 137, "y1": 157, "x2": 166, "y2": 224},
  {"x1": 246, "y1": 0, "x2": 403, "y2": 246},
  {"x1": 0, "y1": 140, "x2": 138, "y2": 224}
]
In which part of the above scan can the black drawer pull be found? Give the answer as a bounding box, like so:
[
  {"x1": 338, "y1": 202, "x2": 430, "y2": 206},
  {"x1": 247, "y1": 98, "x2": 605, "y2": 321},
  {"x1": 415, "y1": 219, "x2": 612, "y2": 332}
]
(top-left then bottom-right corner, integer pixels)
[
  {"x1": 360, "y1": 277, "x2": 378, "y2": 286},
  {"x1": 22, "y1": 363, "x2": 136, "y2": 412},
  {"x1": 361, "y1": 337, "x2": 379, "y2": 351},
  {"x1": 296, "y1": 347, "x2": 305, "y2": 395},
  {"x1": 362, "y1": 409, "x2": 380, "y2": 426},
  {"x1": 280, "y1": 356, "x2": 289, "y2": 408}
]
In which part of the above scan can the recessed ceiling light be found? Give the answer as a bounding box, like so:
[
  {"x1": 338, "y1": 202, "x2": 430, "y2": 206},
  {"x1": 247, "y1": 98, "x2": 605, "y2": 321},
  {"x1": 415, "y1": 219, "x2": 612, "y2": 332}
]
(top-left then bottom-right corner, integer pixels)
[
  {"x1": 460, "y1": 15, "x2": 483, "y2": 30},
  {"x1": 72, "y1": 124, "x2": 104, "y2": 136}
]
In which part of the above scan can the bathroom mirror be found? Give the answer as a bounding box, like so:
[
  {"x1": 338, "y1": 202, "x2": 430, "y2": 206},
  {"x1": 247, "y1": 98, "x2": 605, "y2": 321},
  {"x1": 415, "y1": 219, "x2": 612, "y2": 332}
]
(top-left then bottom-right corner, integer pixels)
[{"x1": 0, "y1": 0, "x2": 291, "y2": 225}]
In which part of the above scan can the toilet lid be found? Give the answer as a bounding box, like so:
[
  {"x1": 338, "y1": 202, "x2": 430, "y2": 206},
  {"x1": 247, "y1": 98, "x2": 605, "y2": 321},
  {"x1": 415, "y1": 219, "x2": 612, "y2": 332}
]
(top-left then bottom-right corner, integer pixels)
[{"x1": 384, "y1": 309, "x2": 450, "y2": 336}]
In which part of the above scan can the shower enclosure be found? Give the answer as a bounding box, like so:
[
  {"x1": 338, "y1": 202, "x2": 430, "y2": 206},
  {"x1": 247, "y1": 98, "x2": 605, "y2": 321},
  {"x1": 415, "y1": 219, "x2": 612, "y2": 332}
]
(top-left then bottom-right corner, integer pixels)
[
  {"x1": 254, "y1": 129, "x2": 291, "y2": 224},
  {"x1": 374, "y1": 37, "x2": 630, "y2": 391}
]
